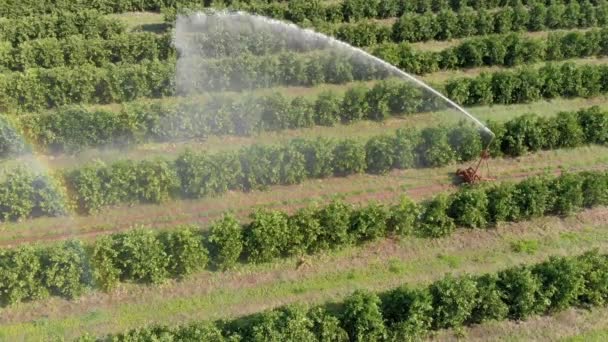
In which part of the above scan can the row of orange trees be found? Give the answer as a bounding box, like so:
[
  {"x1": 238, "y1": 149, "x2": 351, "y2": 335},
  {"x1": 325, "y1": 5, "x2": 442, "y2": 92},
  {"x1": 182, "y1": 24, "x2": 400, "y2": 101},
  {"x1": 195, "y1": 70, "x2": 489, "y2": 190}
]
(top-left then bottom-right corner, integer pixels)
[
  {"x1": 1, "y1": 106, "x2": 607, "y2": 220},
  {"x1": 4, "y1": 56, "x2": 608, "y2": 112},
  {"x1": 1, "y1": 169, "x2": 607, "y2": 307},
  {"x1": 0, "y1": 10, "x2": 126, "y2": 46},
  {"x1": 78, "y1": 250, "x2": 608, "y2": 341}
]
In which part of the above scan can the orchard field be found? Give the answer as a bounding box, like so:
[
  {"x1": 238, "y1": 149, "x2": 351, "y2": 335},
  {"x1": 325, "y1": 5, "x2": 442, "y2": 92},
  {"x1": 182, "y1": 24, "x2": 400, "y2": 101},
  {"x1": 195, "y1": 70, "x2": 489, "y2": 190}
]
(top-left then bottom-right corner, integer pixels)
[{"x1": 1, "y1": 0, "x2": 608, "y2": 341}]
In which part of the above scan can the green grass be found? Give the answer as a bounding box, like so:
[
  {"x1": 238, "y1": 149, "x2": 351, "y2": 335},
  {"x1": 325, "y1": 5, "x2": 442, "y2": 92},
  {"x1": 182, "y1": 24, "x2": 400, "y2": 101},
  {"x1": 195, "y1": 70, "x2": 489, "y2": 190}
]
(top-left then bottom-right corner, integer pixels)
[
  {"x1": 510, "y1": 239, "x2": 540, "y2": 254},
  {"x1": 565, "y1": 328, "x2": 608, "y2": 342},
  {"x1": 1, "y1": 211, "x2": 607, "y2": 340}
]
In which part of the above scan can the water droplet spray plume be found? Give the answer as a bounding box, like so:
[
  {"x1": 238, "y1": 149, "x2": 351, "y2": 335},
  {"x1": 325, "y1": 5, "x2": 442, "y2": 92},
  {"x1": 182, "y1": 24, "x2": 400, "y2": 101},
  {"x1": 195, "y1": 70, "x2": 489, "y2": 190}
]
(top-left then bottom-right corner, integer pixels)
[{"x1": 176, "y1": 11, "x2": 495, "y2": 138}]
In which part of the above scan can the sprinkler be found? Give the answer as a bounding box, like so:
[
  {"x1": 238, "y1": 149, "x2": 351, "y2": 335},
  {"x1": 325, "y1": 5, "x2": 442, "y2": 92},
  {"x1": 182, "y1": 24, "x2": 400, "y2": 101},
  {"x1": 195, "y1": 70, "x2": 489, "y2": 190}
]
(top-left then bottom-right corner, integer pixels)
[{"x1": 456, "y1": 129, "x2": 496, "y2": 184}]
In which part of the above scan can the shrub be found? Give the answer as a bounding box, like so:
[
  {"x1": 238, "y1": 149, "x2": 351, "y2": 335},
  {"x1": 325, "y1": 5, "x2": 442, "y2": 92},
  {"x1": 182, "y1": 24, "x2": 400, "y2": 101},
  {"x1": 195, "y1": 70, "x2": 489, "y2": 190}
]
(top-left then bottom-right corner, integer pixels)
[
  {"x1": 578, "y1": 106, "x2": 608, "y2": 144},
  {"x1": 581, "y1": 171, "x2": 608, "y2": 207},
  {"x1": 239, "y1": 145, "x2": 282, "y2": 191},
  {"x1": 365, "y1": 82, "x2": 392, "y2": 121},
  {"x1": 160, "y1": 227, "x2": 208, "y2": 277},
  {"x1": 392, "y1": 128, "x2": 420, "y2": 169},
  {"x1": 308, "y1": 307, "x2": 349, "y2": 342},
  {"x1": 0, "y1": 167, "x2": 35, "y2": 221},
  {"x1": 295, "y1": 137, "x2": 335, "y2": 179},
  {"x1": 341, "y1": 85, "x2": 369, "y2": 123},
  {"x1": 0, "y1": 115, "x2": 26, "y2": 157},
  {"x1": 387, "y1": 196, "x2": 420, "y2": 236},
  {"x1": 315, "y1": 200, "x2": 354, "y2": 249},
  {"x1": 577, "y1": 250, "x2": 608, "y2": 306},
  {"x1": 448, "y1": 186, "x2": 489, "y2": 228},
  {"x1": 113, "y1": 229, "x2": 169, "y2": 284},
  {"x1": 417, "y1": 127, "x2": 456, "y2": 167},
  {"x1": 91, "y1": 235, "x2": 120, "y2": 291},
  {"x1": 448, "y1": 125, "x2": 483, "y2": 162},
  {"x1": 279, "y1": 144, "x2": 307, "y2": 185},
  {"x1": 497, "y1": 265, "x2": 544, "y2": 319},
  {"x1": 416, "y1": 193, "x2": 455, "y2": 238},
  {"x1": 549, "y1": 173, "x2": 584, "y2": 216},
  {"x1": 554, "y1": 111, "x2": 585, "y2": 148},
  {"x1": 208, "y1": 213, "x2": 244, "y2": 270},
  {"x1": 381, "y1": 286, "x2": 433, "y2": 339},
  {"x1": 533, "y1": 256, "x2": 584, "y2": 311},
  {"x1": 287, "y1": 206, "x2": 322, "y2": 255},
  {"x1": 514, "y1": 176, "x2": 551, "y2": 219},
  {"x1": 470, "y1": 274, "x2": 508, "y2": 324},
  {"x1": 332, "y1": 139, "x2": 366, "y2": 176},
  {"x1": 430, "y1": 275, "x2": 478, "y2": 329},
  {"x1": 0, "y1": 246, "x2": 46, "y2": 305},
  {"x1": 486, "y1": 182, "x2": 520, "y2": 223},
  {"x1": 314, "y1": 91, "x2": 341, "y2": 126},
  {"x1": 39, "y1": 240, "x2": 88, "y2": 299},
  {"x1": 349, "y1": 202, "x2": 388, "y2": 242},
  {"x1": 341, "y1": 290, "x2": 386, "y2": 342},
  {"x1": 244, "y1": 210, "x2": 290, "y2": 263},
  {"x1": 245, "y1": 305, "x2": 316, "y2": 341},
  {"x1": 501, "y1": 114, "x2": 544, "y2": 156},
  {"x1": 364, "y1": 135, "x2": 395, "y2": 174}
]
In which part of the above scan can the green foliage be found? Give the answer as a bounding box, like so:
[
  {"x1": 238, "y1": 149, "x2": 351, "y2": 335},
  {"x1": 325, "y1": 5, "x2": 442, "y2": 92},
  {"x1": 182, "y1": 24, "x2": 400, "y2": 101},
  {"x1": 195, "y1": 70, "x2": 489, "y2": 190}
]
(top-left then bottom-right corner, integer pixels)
[
  {"x1": 581, "y1": 171, "x2": 608, "y2": 207},
  {"x1": 296, "y1": 138, "x2": 335, "y2": 179},
  {"x1": 91, "y1": 235, "x2": 121, "y2": 292},
  {"x1": 554, "y1": 111, "x2": 585, "y2": 148},
  {"x1": 448, "y1": 125, "x2": 483, "y2": 162},
  {"x1": 349, "y1": 202, "x2": 388, "y2": 242},
  {"x1": 577, "y1": 250, "x2": 608, "y2": 306},
  {"x1": 549, "y1": 173, "x2": 584, "y2": 216},
  {"x1": 497, "y1": 265, "x2": 545, "y2": 319},
  {"x1": 448, "y1": 186, "x2": 489, "y2": 228},
  {"x1": 429, "y1": 275, "x2": 478, "y2": 329},
  {"x1": 0, "y1": 246, "x2": 46, "y2": 305},
  {"x1": 417, "y1": 193, "x2": 455, "y2": 238},
  {"x1": 0, "y1": 115, "x2": 26, "y2": 157},
  {"x1": 287, "y1": 206, "x2": 322, "y2": 255},
  {"x1": 533, "y1": 256, "x2": 584, "y2": 311},
  {"x1": 244, "y1": 210, "x2": 290, "y2": 263},
  {"x1": 486, "y1": 182, "x2": 520, "y2": 223},
  {"x1": 578, "y1": 106, "x2": 608, "y2": 144},
  {"x1": 341, "y1": 290, "x2": 386, "y2": 342},
  {"x1": 341, "y1": 85, "x2": 369, "y2": 123},
  {"x1": 160, "y1": 227, "x2": 208, "y2": 277},
  {"x1": 245, "y1": 304, "x2": 316, "y2": 342},
  {"x1": 332, "y1": 139, "x2": 366, "y2": 176},
  {"x1": 392, "y1": 128, "x2": 420, "y2": 169},
  {"x1": 208, "y1": 213, "x2": 244, "y2": 271},
  {"x1": 501, "y1": 114, "x2": 544, "y2": 156},
  {"x1": 364, "y1": 135, "x2": 395, "y2": 174},
  {"x1": 0, "y1": 167, "x2": 67, "y2": 221},
  {"x1": 315, "y1": 200, "x2": 354, "y2": 249},
  {"x1": 470, "y1": 274, "x2": 508, "y2": 324},
  {"x1": 308, "y1": 307, "x2": 349, "y2": 342},
  {"x1": 514, "y1": 176, "x2": 551, "y2": 219},
  {"x1": 382, "y1": 286, "x2": 433, "y2": 339},
  {"x1": 113, "y1": 229, "x2": 170, "y2": 284},
  {"x1": 418, "y1": 127, "x2": 456, "y2": 167},
  {"x1": 39, "y1": 240, "x2": 89, "y2": 299},
  {"x1": 314, "y1": 91, "x2": 341, "y2": 126},
  {"x1": 387, "y1": 196, "x2": 420, "y2": 236}
]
